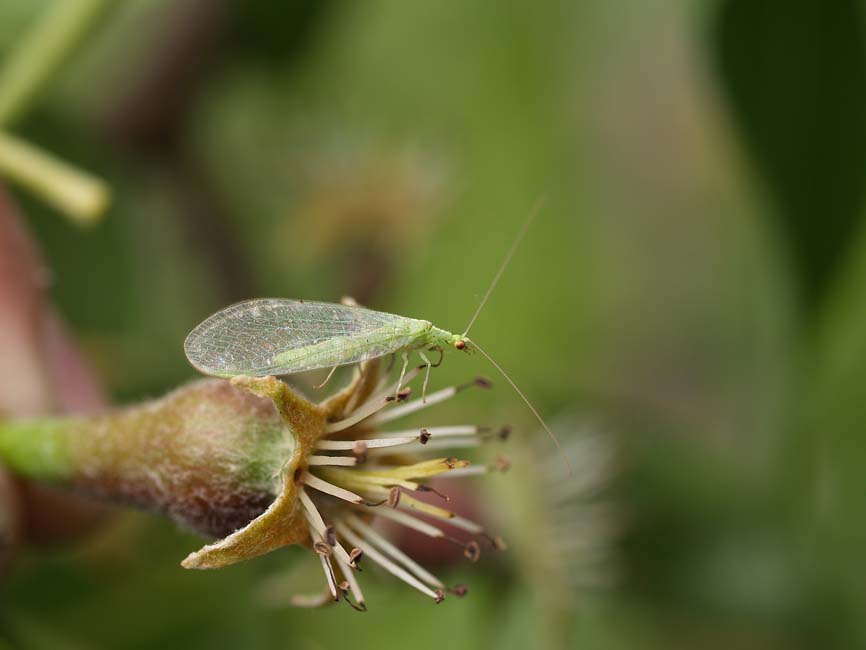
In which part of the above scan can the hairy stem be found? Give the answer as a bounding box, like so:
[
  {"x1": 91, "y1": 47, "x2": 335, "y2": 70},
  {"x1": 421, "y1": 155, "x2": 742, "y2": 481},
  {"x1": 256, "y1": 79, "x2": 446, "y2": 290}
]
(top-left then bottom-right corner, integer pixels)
[{"x1": 0, "y1": 379, "x2": 294, "y2": 538}]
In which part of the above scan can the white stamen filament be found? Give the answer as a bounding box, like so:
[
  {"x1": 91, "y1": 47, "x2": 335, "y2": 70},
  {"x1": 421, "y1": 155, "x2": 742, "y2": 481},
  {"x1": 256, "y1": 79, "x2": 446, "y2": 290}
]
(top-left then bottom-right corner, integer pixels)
[
  {"x1": 335, "y1": 522, "x2": 442, "y2": 601},
  {"x1": 370, "y1": 386, "x2": 457, "y2": 424},
  {"x1": 346, "y1": 515, "x2": 443, "y2": 589},
  {"x1": 435, "y1": 465, "x2": 490, "y2": 478},
  {"x1": 316, "y1": 435, "x2": 422, "y2": 450},
  {"x1": 307, "y1": 455, "x2": 358, "y2": 466},
  {"x1": 368, "y1": 438, "x2": 480, "y2": 455},
  {"x1": 325, "y1": 367, "x2": 422, "y2": 433},
  {"x1": 365, "y1": 503, "x2": 446, "y2": 538},
  {"x1": 298, "y1": 488, "x2": 356, "y2": 567},
  {"x1": 333, "y1": 547, "x2": 366, "y2": 609},
  {"x1": 370, "y1": 425, "x2": 482, "y2": 439},
  {"x1": 302, "y1": 471, "x2": 367, "y2": 504},
  {"x1": 317, "y1": 551, "x2": 339, "y2": 601}
]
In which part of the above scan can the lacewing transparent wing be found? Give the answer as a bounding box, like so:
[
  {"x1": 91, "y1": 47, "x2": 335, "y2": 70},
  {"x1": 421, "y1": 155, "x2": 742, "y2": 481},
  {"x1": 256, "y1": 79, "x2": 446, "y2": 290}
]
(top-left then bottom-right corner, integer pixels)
[{"x1": 184, "y1": 299, "x2": 431, "y2": 378}]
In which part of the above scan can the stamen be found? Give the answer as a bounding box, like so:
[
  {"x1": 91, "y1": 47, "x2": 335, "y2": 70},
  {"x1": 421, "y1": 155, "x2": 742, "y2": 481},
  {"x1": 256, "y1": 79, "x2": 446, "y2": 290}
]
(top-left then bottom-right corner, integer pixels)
[
  {"x1": 449, "y1": 584, "x2": 469, "y2": 597},
  {"x1": 302, "y1": 471, "x2": 371, "y2": 505},
  {"x1": 333, "y1": 549, "x2": 367, "y2": 611},
  {"x1": 298, "y1": 488, "x2": 359, "y2": 568},
  {"x1": 372, "y1": 425, "x2": 485, "y2": 439},
  {"x1": 386, "y1": 438, "x2": 480, "y2": 452},
  {"x1": 325, "y1": 367, "x2": 422, "y2": 433},
  {"x1": 365, "y1": 503, "x2": 446, "y2": 538},
  {"x1": 335, "y1": 521, "x2": 444, "y2": 602},
  {"x1": 436, "y1": 465, "x2": 489, "y2": 478},
  {"x1": 357, "y1": 458, "x2": 471, "y2": 481},
  {"x1": 353, "y1": 441, "x2": 368, "y2": 464},
  {"x1": 345, "y1": 515, "x2": 444, "y2": 589},
  {"x1": 325, "y1": 368, "x2": 418, "y2": 433},
  {"x1": 316, "y1": 434, "x2": 425, "y2": 450},
  {"x1": 317, "y1": 551, "x2": 340, "y2": 601},
  {"x1": 317, "y1": 467, "x2": 419, "y2": 492},
  {"x1": 396, "y1": 492, "x2": 455, "y2": 519},
  {"x1": 308, "y1": 455, "x2": 358, "y2": 467},
  {"x1": 371, "y1": 378, "x2": 490, "y2": 425}
]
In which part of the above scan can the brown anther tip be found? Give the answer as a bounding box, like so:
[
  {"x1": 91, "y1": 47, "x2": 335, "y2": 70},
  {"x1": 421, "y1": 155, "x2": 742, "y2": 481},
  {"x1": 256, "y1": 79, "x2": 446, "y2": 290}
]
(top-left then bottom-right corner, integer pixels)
[
  {"x1": 498, "y1": 425, "x2": 512, "y2": 440},
  {"x1": 313, "y1": 541, "x2": 331, "y2": 556},
  {"x1": 350, "y1": 548, "x2": 364, "y2": 565},
  {"x1": 352, "y1": 441, "x2": 368, "y2": 463},
  {"x1": 325, "y1": 526, "x2": 337, "y2": 546},
  {"x1": 434, "y1": 589, "x2": 446, "y2": 603},
  {"x1": 397, "y1": 387, "x2": 412, "y2": 401},
  {"x1": 449, "y1": 584, "x2": 469, "y2": 597},
  {"x1": 445, "y1": 457, "x2": 457, "y2": 469},
  {"x1": 492, "y1": 536, "x2": 507, "y2": 552},
  {"x1": 419, "y1": 428, "x2": 431, "y2": 444},
  {"x1": 464, "y1": 541, "x2": 481, "y2": 562},
  {"x1": 474, "y1": 377, "x2": 492, "y2": 389},
  {"x1": 363, "y1": 498, "x2": 387, "y2": 507},
  {"x1": 387, "y1": 486, "x2": 402, "y2": 508},
  {"x1": 339, "y1": 580, "x2": 350, "y2": 592},
  {"x1": 495, "y1": 455, "x2": 511, "y2": 472}
]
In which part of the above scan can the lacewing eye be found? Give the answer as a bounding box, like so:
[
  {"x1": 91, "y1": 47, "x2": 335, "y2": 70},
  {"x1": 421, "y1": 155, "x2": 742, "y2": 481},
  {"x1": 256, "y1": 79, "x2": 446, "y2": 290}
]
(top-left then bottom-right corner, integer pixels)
[{"x1": 455, "y1": 340, "x2": 466, "y2": 350}]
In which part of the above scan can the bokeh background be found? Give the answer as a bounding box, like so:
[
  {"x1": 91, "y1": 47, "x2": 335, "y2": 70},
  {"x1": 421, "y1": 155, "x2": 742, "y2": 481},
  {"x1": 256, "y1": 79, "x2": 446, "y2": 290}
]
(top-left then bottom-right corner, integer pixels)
[{"x1": 1, "y1": 1, "x2": 865, "y2": 648}]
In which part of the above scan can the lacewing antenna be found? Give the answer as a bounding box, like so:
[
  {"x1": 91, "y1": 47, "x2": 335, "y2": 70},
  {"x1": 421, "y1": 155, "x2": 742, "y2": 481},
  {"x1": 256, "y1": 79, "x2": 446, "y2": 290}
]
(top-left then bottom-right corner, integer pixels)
[
  {"x1": 471, "y1": 341, "x2": 573, "y2": 475},
  {"x1": 462, "y1": 195, "x2": 546, "y2": 338},
  {"x1": 459, "y1": 196, "x2": 571, "y2": 473}
]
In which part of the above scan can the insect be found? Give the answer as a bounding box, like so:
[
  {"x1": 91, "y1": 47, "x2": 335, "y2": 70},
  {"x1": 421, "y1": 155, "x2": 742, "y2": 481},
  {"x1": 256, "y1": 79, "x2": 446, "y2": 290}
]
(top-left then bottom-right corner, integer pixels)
[{"x1": 185, "y1": 198, "x2": 568, "y2": 467}]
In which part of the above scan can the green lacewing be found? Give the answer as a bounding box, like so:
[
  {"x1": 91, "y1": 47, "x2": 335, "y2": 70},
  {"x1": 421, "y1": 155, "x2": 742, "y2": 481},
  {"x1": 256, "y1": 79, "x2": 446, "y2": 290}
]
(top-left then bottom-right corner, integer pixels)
[{"x1": 184, "y1": 198, "x2": 568, "y2": 468}]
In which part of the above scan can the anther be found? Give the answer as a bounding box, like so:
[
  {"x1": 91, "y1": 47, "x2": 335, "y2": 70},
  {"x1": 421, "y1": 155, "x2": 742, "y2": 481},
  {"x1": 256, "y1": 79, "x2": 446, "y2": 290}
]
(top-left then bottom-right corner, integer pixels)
[
  {"x1": 495, "y1": 455, "x2": 511, "y2": 472},
  {"x1": 498, "y1": 425, "x2": 512, "y2": 440},
  {"x1": 387, "y1": 486, "x2": 402, "y2": 508},
  {"x1": 449, "y1": 584, "x2": 469, "y2": 597},
  {"x1": 419, "y1": 428, "x2": 431, "y2": 445},
  {"x1": 350, "y1": 548, "x2": 364, "y2": 565},
  {"x1": 483, "y1": 534, "x2": 508, "y2": 551},
  {"x1": 314, "y1": 541, "x2": 331, "y2": 556},
  {"x1": 463, "y1": 541, "x2": 481, "y2": 562},
  {"x1": 434, "y1": 589, "x2": 446, "y2": 604},
  {"x1": 352, "y1": 440, "x2": 368, "y2": 463},
  {"x1": 457, "y1": 377, "x2": 492, "y2": 392},
  {"x1": 325, "y1": 526, "x2": 337, "y2": 546}
]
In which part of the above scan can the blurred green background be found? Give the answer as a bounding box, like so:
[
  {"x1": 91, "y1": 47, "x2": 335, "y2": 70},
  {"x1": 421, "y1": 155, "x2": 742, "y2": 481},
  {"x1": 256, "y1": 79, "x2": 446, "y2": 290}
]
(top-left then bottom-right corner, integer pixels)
[{"x1": 2, "y1": 0, "x2": 866, "y2": 648}]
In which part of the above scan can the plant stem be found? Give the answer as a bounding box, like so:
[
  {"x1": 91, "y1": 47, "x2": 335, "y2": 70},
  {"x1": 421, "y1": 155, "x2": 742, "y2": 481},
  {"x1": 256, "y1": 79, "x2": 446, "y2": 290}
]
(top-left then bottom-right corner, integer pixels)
[
  {"x1": 0, "y1": 0, "x2": 111, "y2": 127},
  {"x1": 0, "y1": 130, "x2": 109, "y2": 224},
  {"x1": 0, "y1": 379, "x2": 291, "y2": 538},
  {"x1": 0, "y1": 418, "x2": 73, "y2": 482}
]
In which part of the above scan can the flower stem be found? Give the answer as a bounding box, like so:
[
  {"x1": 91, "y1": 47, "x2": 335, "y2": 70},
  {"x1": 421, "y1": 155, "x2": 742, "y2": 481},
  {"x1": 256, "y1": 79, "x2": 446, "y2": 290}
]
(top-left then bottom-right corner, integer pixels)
[
  {"x1": 0, "y1": 418, "x2": 73, "y2": 481},
  {"x1": 0, "y1": 0, "x2": 111, "y2": 127},
  {"x1": 0, "y1": 379, "x2": 293, "y2": 538},
  {"x1": 0, "y1": 131, "x2": 110, "y2": 224}
]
